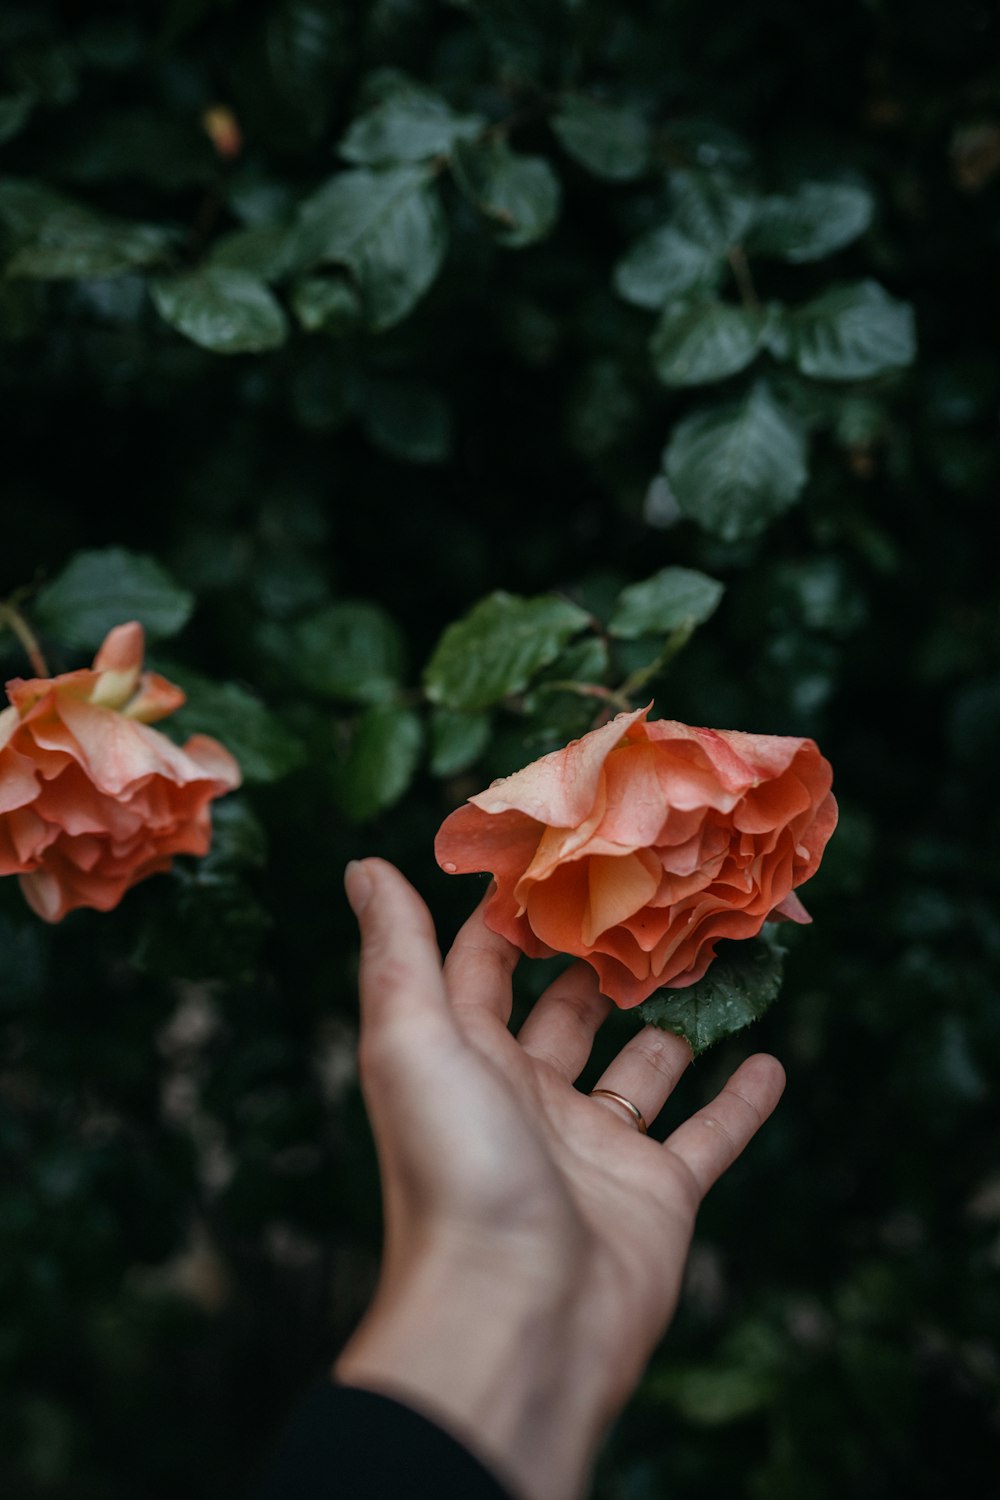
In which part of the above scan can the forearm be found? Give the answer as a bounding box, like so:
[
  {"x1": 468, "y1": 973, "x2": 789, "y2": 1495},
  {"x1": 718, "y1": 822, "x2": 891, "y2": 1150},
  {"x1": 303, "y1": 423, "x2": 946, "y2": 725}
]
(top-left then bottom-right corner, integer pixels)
[{"x1": 334, "y1": 1248, "x2": 607, "y2": 1500}]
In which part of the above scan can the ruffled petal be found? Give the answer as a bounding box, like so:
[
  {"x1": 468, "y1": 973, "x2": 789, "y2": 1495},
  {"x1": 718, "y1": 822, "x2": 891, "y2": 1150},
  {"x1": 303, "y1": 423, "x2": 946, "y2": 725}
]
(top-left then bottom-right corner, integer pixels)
[
  {"x1": 470, "y1": 706, "x2": 649, "y2": 826},
  {"x1": 436, "y1": 805, "x2": 543, "y2": 881},
  {"x1": 583, "y1": 849, "x2": 660, "y2": 945},
  {"x1": 0, "y1": 742, "x2": 40, "y2": 814}
]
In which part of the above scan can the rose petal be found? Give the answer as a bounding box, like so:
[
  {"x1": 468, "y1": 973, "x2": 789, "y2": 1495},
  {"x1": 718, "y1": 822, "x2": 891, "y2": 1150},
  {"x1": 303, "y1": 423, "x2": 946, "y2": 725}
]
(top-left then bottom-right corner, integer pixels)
[
  {"x1": 770, "y1": 889, "x2": 812, "y2": 923},
  {"x1": 583, "y1": 849, "x2": 661, "y2": 945},
  {"x1": 180, "y1": 733, "x2": 242, "y2": 790},
  {"x1": 595, "y1": 741, "x2": 672, "y2": 846},
  {"x1": 93, "y1": 622, "x2": 145, "y2": 675},
  {"x1": 436, "y1": 805, "x2": 544, "y2": 882},
  {"x1": 471, "y1": 706, "x2": 649, "y2": 826},
  {"x1": 523, "y1": 860, "x2": 591, "y2": 955},
  {"x1": 435, "y1": 708, "x2": 837, "y2": 1008},
  {"x1": 55, "y1": 698, "x2": 208, "y2": 794},
  {"x1": 733, "y1": 770, "x2": 814, "y2": 833},
  {"x1": 0, "y1": 742, "x2": 40, "y2": 814},
  {"x1": 122, "y1": 673, "x2": 187, "y2": 724}
]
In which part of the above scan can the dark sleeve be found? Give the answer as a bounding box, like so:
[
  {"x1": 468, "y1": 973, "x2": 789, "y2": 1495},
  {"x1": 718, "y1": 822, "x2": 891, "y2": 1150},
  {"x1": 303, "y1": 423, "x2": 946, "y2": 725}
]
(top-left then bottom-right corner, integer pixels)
[{"x1": 255, "y1": 1382, "x2": 516, "y2": 1500}]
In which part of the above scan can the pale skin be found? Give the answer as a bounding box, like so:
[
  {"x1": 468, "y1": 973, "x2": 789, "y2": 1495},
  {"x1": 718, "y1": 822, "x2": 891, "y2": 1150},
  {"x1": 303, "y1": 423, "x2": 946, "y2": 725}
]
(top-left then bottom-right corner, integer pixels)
[{"x1": 336, "y1": 858, "x2": 786, "y2": 1500}]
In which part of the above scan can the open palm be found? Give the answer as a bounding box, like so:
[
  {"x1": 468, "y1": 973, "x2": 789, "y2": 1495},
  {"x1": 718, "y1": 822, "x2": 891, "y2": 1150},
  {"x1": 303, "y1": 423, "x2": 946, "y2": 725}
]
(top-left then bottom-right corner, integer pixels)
[{"x1": 343, "y1": 859, "x2": 785, "y2": 1451}]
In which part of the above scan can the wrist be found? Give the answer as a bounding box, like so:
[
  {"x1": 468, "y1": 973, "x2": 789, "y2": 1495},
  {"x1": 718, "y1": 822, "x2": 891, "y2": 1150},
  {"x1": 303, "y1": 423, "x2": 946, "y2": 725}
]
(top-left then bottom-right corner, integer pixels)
[{"x1": 334, "y1": 1240, "x2": 604, "y2": 1500}]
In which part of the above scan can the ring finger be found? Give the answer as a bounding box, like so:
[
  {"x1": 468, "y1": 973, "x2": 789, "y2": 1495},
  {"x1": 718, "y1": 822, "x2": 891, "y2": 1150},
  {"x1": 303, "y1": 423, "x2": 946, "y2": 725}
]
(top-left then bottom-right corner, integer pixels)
[{"x1": 588, "y1": 1025, "x2": 692, "y2": 1134}]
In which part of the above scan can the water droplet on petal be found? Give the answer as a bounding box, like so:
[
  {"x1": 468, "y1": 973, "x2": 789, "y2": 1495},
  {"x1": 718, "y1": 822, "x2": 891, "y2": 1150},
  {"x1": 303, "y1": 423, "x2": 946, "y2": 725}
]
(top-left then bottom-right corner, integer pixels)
[
  {"x1": 795, "y1": 845, "x2": 809, "y2": 860},
  {"x1": 443, "y1": 861, "x2": 458, "y2": 873}
]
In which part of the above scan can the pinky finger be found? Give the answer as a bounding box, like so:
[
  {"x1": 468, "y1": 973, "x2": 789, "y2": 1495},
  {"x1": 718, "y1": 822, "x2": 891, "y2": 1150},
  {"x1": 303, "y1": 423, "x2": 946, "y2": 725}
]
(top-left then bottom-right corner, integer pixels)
[{"x1": 663, "y1": 1053, "x2": 785, "y2": 1200}]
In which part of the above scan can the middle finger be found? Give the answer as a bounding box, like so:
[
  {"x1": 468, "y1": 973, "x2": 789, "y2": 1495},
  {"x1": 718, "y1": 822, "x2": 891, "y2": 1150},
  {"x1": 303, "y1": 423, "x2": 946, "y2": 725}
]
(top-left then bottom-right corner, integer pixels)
[{"x1": 517, "y1": 960, "x2": 611, "y2": 1081}]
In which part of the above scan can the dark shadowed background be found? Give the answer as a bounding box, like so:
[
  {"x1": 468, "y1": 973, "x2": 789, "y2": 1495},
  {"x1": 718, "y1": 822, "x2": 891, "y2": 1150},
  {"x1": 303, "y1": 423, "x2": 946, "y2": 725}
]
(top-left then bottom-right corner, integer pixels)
[{"x1": 1, "y1": 1, "x2": 998, "y2": 1495}]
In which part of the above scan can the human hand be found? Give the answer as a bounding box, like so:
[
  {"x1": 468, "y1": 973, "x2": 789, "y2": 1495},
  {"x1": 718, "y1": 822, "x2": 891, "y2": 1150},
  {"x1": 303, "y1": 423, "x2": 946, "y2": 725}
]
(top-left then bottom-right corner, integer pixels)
[{"x1": 335, "y1": 858, "x2": 785, "y2": 1500}]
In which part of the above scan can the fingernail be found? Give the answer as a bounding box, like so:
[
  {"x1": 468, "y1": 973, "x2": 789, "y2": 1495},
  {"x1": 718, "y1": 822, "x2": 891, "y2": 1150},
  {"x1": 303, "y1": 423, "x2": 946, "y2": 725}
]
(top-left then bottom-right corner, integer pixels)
[{"x1": 344, "y1": 860, "x2": 373, "y2": 916}]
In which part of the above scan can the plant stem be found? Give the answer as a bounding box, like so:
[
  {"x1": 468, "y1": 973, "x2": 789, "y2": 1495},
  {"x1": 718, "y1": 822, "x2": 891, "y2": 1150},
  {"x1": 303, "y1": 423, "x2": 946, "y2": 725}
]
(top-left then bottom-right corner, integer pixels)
[
  {"x1": 0, "y1": 602, "x2": 50, "y2": 677},
  {"x1": 540, "y1": 680, "x2": 633, "y2": 713},
  {"x1": 727, "y1": 245, "x2": 761, "y2": 313}
]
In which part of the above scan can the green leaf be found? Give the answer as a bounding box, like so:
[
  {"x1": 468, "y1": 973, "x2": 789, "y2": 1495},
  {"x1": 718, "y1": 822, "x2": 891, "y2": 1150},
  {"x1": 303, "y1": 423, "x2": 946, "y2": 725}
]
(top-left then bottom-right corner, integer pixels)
[
  {"x1": 150, "y1": 268, "x2": 289, "y2": 354},
  {"x1": 424, "y1": 592, "x2": 591, "y2": 711},
  {"x1": 359, "y1": 377, "x2": 453, "y2": 463},
  {"x1": 294, "y1": 165, "x2": 447, "y2": 330},
  {"x1": 340, "y1": 74, "x2": 483, "y2": 165},
  {"x1": 451, "y1": 137, "x2": 561, "y2": 248},
  {"x1": 0, "y1": 94, "x2": 33, "y2": 145},
  {"x1": 290, "y1": 274, "x2": 363, "y2": 333},
  {"x1": 650, "y1": 297, "x2": 765, "y2": 387},
  {"x1": 747, "y1": 180, "x2": 875, "y2": 264},
  {"x1": 783, "y1": 281, "x2": 916, "y2": 381},
  {"x1": 520, "y1": 636, "x2": 611, "y2": 742},
  {"x1": 335, "y1": 703, "x2": 423, "y2": 821},
  {"x1": 522, "y1": 634, "x2": 610, "y2": 707},
  {"x1": 609, "y1": 567, "x2": 724, "y2": 640},
  {"x1": 166, "y1": 672, "x2": 306, "y2": 785},
  {"x1": 259, "y1": 602, "x2": 406, "y2": 703},
  {"x1": 0, "y1": 179, "x2": 173, "y2": 279},
  {"x1": 663, "y1": 381, "x2": 809, "y2": 541},
  {"x1": 551, "y1": 95, "x2": 649, "y2": 182},
  {"x1": 429, "y1": 707, "x2": 492, "y2": 777},
  {"x1": 639, "y1": 930, "x2": 785, "y2": 1056},
  {"x1": 207, "y1": 225, "x2": 294, "y2": 281},
  {"x1": 34, "y1": 548, "x2": 194, "y2": 649},
  {"x1": 670, "y1": 169, "x2": 756, "y2": 254},
  {"x1": 613, "y1": 224, "x2": 723, "y2": 309}
]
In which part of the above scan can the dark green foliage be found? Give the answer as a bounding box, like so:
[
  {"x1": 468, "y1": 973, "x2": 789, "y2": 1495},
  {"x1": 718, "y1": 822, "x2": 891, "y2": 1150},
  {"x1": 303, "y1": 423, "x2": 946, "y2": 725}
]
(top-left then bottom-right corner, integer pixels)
[
  {"x1": 1, "y1": 2, "x2": 998, "y2": 1497},
  {"x1": 641, "y1": 930, "x2": 785, "y2": 1057}
]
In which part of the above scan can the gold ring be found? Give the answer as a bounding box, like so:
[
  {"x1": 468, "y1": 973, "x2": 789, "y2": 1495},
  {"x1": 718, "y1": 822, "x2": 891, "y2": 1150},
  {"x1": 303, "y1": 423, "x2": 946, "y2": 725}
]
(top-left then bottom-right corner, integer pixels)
[{"x1": 589, "y1": 1088, "x2": 648, "y2": 1135}]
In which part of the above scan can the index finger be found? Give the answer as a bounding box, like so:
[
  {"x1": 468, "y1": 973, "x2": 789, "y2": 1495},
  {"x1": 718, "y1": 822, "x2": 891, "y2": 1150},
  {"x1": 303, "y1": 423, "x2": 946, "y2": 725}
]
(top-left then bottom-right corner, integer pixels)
[{"x1": 442, "y1": 887, "x2": 520, "y2": 1028}]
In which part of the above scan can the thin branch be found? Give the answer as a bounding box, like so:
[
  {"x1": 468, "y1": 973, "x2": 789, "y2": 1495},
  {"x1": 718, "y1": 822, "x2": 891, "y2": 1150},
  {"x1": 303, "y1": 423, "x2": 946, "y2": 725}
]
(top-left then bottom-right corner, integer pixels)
[
  {"x1": 0, "y1": 602, "x2": 50, "y2": 677},
  {"x1": 727, "y1": 244, "x2": 761, "y2": 313}
]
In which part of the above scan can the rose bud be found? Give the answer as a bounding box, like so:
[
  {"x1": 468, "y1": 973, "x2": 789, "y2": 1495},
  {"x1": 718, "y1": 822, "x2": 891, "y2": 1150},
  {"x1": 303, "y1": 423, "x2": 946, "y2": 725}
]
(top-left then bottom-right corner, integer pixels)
[
  {"x1": 435, "y1": 705, "x2": 837, "y2": 1008},
  {"x1": 0, "y1": 622, "x2": 241, "y2": 922},
  {"x1": 201, "y1": 104, "x2": 243, "y2": 160}
]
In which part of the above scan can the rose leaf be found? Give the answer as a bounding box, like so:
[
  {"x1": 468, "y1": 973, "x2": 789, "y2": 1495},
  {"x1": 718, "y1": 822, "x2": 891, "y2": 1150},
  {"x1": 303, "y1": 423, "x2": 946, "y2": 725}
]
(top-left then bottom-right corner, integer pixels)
[
  {"x1": 151, "y1": 267, "x2": 288, "y2": 354},
  {"x1": 745, "y1": 180, "x2": 875, "y2": 265},
  {"x1": 609, "y1": 566, "x2": 724, "y2": 640},
  {"x1": 781, "y1": 280, "x2": 917, "y2": 382},
  {"x1": 292, "y1": 164, "x2": 447, "y2": 330},
  {"x1": 649, "y1": 296, "x2": 767, "y2": 388},
  {"x1": 663, "y1": 379, "x2": 809, "y2": 542},
  {"x1": 451, "y1": 137, "x2": 561, "y2": 249},
  {"x1": 423, "y1": 591, "x2": 591, "y2": 711},
  {"x1": 35, "y1": 547, "x2": 194, "y2": 648},
  {"x1": 639, "y1": 930, "x2": 785, "y2": 1057},
  {"x1": 551, "y1": 95, "x2": 650, "y2": 182},
  {"x1": 165, "y1": 670, "x2": 306, "y2": 785},
  {"x1": 333, "y1": 703, "x2": 423, "y2": 821}
]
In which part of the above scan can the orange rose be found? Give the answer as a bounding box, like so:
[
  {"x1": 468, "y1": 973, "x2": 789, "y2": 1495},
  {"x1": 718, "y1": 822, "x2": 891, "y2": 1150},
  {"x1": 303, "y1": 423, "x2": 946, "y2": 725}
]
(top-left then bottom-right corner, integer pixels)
[
  {"x1": 0, "y1": 622, "x2": 241, "y2": 922},
  {"x1": 435, "y1": 705, "x2": 837, "y2": 1007}
]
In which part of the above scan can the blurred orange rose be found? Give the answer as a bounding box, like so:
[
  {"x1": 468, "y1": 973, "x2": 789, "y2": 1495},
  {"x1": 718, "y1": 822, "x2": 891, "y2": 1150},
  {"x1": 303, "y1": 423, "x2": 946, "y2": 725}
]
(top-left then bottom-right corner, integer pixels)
[
  {"x1": 435, "y1": 705, "x2": 837, "y2": 1008},
  {"x1": 0, "y1": 622, "x2": 240, "y2": 922}
]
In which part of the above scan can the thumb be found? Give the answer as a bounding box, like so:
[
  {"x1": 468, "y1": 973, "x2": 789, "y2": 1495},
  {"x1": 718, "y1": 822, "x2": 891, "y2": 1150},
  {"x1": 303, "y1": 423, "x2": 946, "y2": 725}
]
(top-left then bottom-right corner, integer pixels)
[{"x1": 344, "y1": 859, "x2": 450, "y2": 1047}]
